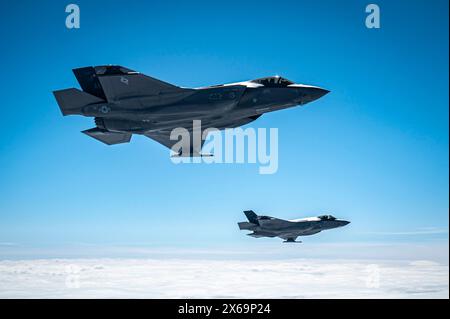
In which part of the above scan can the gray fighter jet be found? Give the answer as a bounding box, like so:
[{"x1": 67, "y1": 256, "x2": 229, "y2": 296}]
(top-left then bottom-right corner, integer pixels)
[
  {"x1": 238, "y1": 210, "x2": 350, "y2": 243},
  {"x1": 53, "y1": 65, "x2": 329, "y2": 156}
]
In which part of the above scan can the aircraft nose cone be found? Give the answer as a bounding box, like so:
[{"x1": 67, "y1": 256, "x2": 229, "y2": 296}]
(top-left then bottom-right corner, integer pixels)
[
  {"x1": 311, "y1": 87, "x2": 330, "y2": 99},
  {"x1": 299, "y1": 86, "x2": 330, "y2": 104},
  {"x1": 342, "y1": 220, "x2": 350, "y2": 226}
]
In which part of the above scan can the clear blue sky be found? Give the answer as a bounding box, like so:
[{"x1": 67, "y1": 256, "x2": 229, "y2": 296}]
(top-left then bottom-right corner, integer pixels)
[{"x1": 0, "y1": 0, "x2": 448, "y2": 254}]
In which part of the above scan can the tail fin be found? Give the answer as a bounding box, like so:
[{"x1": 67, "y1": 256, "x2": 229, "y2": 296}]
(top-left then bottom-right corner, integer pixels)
[
  {"x1": 73, "y1": 67, "x2": 107, "y2": 100},
  {"x1": 244, "y1": 210, "x2": 259, "y2": 225},
  {"x1": 82, "y1": 128, "x2": 131, "y2": 145},
  {"x1": 73, "y1": 65, "x2": 184, "y2": 102},
  {"x1": 53, "y1": 88, "x2": 104, "y2": 116}
]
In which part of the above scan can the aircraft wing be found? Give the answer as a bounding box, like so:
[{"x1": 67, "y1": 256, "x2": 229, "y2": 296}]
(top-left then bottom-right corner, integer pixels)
[
  {"x1": 144, "y1": 128, "x2": 207, "y2": 156},
  {"x1": 258, "y1": 216, "x2": 294, "y2": 228},
  {"x1": 205, "y1": 115, "x2": 262, "y2": 130},
  {"x1": 144, "y1": 115, "x2": 262, "y2": 156}
]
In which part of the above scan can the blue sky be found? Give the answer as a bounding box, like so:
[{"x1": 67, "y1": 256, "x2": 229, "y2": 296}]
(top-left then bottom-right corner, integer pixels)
[{"x1": 0, "y1": 0, "x2": 448, "y2": 256}]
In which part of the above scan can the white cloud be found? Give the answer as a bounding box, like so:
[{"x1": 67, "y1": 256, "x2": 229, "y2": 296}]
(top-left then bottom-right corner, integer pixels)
[
  {"x1": 1, "y1": 242, "x2": 448, "y2": 263},
  {"x1": 0, "y1": 258, "x2": 448, "y2": 298},
  {"x1": 0, "y1": 242, "x2": 18, "y2": 246}
]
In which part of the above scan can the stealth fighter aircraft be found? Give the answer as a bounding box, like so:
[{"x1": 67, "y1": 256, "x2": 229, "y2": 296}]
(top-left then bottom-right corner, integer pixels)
[
  {"x1": 53, "y1": 65, "x2": 329, "y2": 156},
  {"x1": 238, "y1": 210, "x2": 350, "y2": 243}
]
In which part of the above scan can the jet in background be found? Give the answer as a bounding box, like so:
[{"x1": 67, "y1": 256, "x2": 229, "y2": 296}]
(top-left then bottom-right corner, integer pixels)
[
  {"x1": 238, "y1": 210, "x2": 350, "y2": 243},
  {"x1": 53, "y1": 65, "x2": 329, "y2": 156}
]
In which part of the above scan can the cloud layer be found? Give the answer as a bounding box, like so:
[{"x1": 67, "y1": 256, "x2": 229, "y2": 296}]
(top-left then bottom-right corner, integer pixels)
[{"x1": 0, "y1": 258, "x2": 448, "y2": 298}]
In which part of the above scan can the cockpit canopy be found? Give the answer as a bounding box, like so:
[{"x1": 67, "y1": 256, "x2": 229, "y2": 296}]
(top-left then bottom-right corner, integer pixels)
[
  {"x1": 250, "y1": 76, "x2": 294, "y2": 87},
  {"x1": 318, "y1": 215, "x2": 336, "y2": 221}
]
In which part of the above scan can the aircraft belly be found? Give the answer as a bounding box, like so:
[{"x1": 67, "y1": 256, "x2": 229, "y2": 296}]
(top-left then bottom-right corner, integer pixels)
[
  {"x1": 264, "y1": 222, "x2": 319, "y2": 237},
  {"x1": 298, "y1": 229, "x2": 321, "y2": 236},
  {"x1": 96, "y1": 85, "x2": 249, "y2": 130}
]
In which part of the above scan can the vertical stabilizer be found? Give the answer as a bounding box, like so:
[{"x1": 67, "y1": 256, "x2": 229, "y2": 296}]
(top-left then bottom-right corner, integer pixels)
[{"x1": 244, "y1": 210, "x2": 259, "y2": 225}]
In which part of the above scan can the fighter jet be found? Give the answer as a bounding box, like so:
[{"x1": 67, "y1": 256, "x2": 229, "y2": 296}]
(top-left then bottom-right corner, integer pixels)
[
  {"x1": 53, "y1": 65, "x2": 329, "y2": 156},
  {"x1": 238, "y1": 210, "x2": 350, "y2": 243}
]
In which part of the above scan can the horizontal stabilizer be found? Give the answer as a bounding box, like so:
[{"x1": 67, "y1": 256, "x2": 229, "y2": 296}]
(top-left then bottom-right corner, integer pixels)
[
  {"x1": 238, "y1": 222, "x2": 257, "y2": 230},
  {"x1": 82, "y1": 128, "x2": 131, "y2": 145},
  {"x1": 53, "y1": 88, "x2": 104, "y2": 116}
]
